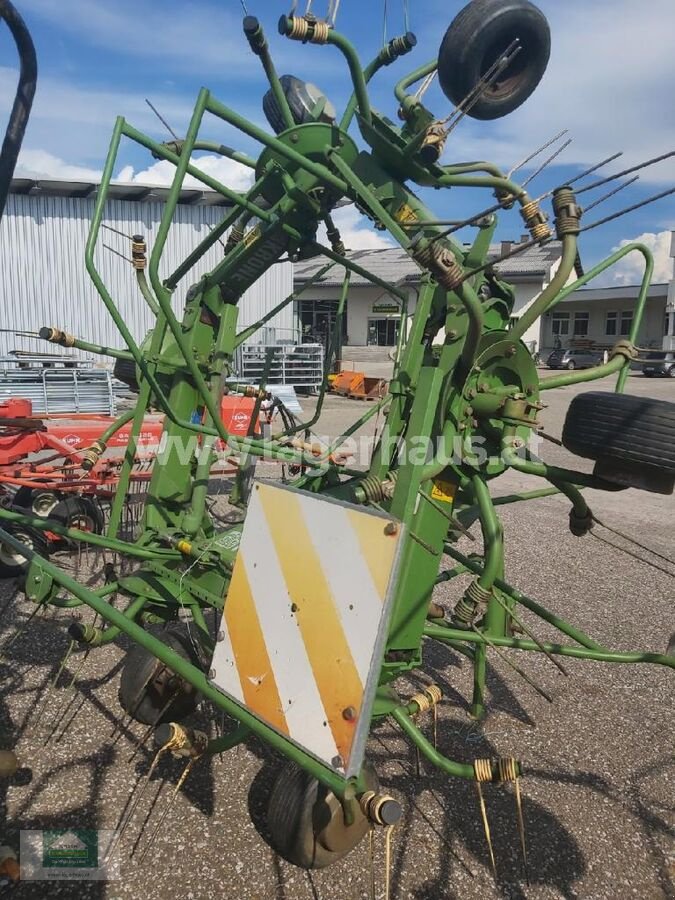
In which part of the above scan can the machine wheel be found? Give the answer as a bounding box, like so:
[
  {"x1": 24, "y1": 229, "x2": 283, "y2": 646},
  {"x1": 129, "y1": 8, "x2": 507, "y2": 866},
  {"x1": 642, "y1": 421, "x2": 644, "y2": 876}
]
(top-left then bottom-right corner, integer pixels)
[
  {"x1": 11, "y1": 486, "x2": 34, "y2": 510},
  {"x1": 267, "y1": 760, "x2": 378, "y2": 869},
  {"x1": 0, "y1": 526, "x2": 48, "y2": 579},
  {"x1": 51, "y1": 496, "x2": 104, "y2": 535},
  {"x1": 562, "y1": 392, "x2": 675, "y2": 494},
  {"x1": 119, "y1": 630, "x2": 204, "y2": 725},
  {"x1": 437, "y1": 0, "x2": 551, "y2": 121},
  {"x1": 30, "y1": 490, "x2": 62, "y2": 518},
  {"x1": 113, "y1": 356, "x2": 139, "y2": 393},
  {"x1": 263, "y1": 74, "x2": 336, "y2": 134}
]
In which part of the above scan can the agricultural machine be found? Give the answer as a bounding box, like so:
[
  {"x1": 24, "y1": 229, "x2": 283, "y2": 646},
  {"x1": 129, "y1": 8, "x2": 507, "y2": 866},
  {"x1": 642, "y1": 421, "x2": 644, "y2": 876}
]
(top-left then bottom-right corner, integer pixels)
[{"x1": 0, "y1": 0, "x2": 674, "y2": 890}]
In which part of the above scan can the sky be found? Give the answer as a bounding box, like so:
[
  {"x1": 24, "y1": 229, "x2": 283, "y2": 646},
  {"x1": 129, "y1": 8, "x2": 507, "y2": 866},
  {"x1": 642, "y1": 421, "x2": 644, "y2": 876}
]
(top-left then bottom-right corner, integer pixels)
[{"x1": 1, "y1": 0, "x2": 674, "y2": 285}]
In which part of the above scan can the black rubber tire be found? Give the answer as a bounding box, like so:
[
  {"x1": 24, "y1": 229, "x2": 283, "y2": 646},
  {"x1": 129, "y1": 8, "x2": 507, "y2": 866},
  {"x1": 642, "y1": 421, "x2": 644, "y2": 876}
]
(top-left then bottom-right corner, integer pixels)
[
  {"x1": 438, "y1": 0, "x2": 551, "y2": 121},
  {"x1": 562, "y1": 392, "x2": 675, "y2": 492},
  {"x1": 669, "y1": 368, "x2": 675, "y2": 378},
  {"x1": 11, "y1": 487, "x2": 34, "y2": 510},
  {"x1": 643, "y1": 371, "x2": 653, "y2": 377},
  {"x1": 267, "y1": 760, "x2": 378, "y2": 869},
  {"x1": 113, "y1": 356, "x2": 139, "y2": 393},
  {"x1": 118, "y1": 630, "x2": 204, "y2": 725},
  {"x1": 51, "y1": 496, "x2": 105, "y2": 535},
  {"x1": 0, "y1": 526, "x2": 48, "y2": 579},
  {"x1": 263, "y1": 75, "x2": 336, "y2": 135},
  {"x1": 566, "y1": 361, "x2": 576, "y2": 370}
]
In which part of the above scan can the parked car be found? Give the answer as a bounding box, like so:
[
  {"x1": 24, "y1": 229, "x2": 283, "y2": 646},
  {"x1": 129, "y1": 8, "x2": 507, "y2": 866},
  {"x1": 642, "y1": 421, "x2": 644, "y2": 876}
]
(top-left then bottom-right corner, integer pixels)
[
  {"x1": 642, "y1": 351, "x2": 675, "y2": 377},
  {"x1": 546, "y1": 348, "x2": 602, "y2": 370}
]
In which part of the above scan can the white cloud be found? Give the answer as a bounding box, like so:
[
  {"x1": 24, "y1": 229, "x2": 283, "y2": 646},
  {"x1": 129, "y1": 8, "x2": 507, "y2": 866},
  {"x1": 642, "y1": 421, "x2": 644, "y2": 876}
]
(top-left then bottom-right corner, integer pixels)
[
  {"x1": 319, "y1": 206, "x2": 394, "y2": 251},
  {"x1": 608, "y1": 231, "x2": 673, "y2": 286},
  {"x1": 15, "y1": 149, "x2": 102, "y2": 181},
  {"x1": 15, "y1": 149, "x2": 254, "y2": 194}
]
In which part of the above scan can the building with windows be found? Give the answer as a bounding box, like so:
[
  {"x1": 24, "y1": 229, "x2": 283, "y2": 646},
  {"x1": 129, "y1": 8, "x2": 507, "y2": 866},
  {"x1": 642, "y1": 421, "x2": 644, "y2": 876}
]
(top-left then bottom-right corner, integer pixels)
[
  {"x1": 294, "y1": 239, "x2": 565, "y2": 355},
  {"x1": 295, "y1": 238, "x2": 672, "y2": 360},
  {"x1": 542, "y1": 282, "x2": 669, "y2": 354}
]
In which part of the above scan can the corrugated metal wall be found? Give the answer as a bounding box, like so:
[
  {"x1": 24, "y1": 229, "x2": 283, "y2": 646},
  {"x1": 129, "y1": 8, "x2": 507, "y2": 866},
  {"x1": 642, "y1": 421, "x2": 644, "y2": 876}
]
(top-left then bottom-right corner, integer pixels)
[{"x1": 0, "y1": 193, "x2": 295, "y2": 359}]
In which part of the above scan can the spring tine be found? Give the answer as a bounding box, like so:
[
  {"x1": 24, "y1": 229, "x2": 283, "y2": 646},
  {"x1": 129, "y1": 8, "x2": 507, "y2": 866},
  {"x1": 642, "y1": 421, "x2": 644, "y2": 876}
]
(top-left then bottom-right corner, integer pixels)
[
  {"x1": 138, "y1": 759, "x2": 196, "y2": 862},
  {"x1": 472, "y1": 625, "x2": 554, "y2": 703},
  {"x1": 384, "y1": 824, "x2": 395, "y2": 900},
  {"x1": 458, "y1": 235, "x2": 543, "y2": 285},
  {"x1": 514, "y1": 777, "x2": 530, "y2": 886},
  {"x1": 145, "y1": 98, "x2": 180, "y2": 142},
  {"x1": 521, "y1": 138, "x2": 573, "y2": 188},
  {"x1": 105, "y1": 741, "x2": 172, "y2": 862},
  {"x1": 368, "y1": 827, "x2": 376, "y2": 900},
  {"x1": 508, "y1": 129, "x2": 569, "y2": 177},
  {"x1": 102, "y1": 223, "x2": 134, "y2": 241},
  {"x1": 491, "y1": 594, "x2": 568, "y2": 676},
  {"x1": 475, "y1": 781, "x2": 498, "y2": 880},
  {"x1": 583, "y1": 175, "x2": 639, "y2": 214},
  {"x1": 576, "y1": 149, "x2": 675, "y2": 195},
  {"x1": 103, "y1": 243, "x2": 132, "y2": 264},
  {"x1": 30, "y1": 639, "x2": 76, "y2": 731},
  {"x1": 581, "y1": 186, "x2": 675, "y2": 233}
]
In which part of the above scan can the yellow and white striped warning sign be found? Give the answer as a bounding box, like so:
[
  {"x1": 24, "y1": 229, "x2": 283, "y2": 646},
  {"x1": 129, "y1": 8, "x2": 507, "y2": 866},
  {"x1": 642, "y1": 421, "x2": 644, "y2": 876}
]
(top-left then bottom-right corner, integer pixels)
[{"x1": 211, "y1": 482, "x2": 404, "y2": 777}]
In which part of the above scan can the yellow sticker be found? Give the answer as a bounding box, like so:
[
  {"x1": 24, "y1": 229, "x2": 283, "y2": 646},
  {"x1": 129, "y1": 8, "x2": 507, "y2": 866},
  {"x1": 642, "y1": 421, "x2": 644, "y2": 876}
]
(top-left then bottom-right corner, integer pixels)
[
  {"x1": 394, "y1": 202, "x2": 418, "y2": 225},
  {"x1": 242, "y1": 225, "x2": 261, "y2": 248},
  {"x1": 430, "y1": 479, "x2": 457, "y2": 503}
]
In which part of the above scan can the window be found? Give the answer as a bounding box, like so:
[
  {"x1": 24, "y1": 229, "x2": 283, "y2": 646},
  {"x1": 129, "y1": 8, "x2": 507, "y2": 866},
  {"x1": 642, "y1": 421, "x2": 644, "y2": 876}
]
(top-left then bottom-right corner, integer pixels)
[
  {"x1": 573, "y1": 311, "x2": 589, "y2": 336},
  {"x1": 551, "y1": 311, "x2": 569, "y2": 336},
  {"x1": 606, "y1": 311, "x2": 617, "y2": 336},
  {"x1": 620, "y1": 311, "x2": 633, "y2": 336},
  {"x1": 367, "y1": 319, "x2": 399, "y2": 346}
]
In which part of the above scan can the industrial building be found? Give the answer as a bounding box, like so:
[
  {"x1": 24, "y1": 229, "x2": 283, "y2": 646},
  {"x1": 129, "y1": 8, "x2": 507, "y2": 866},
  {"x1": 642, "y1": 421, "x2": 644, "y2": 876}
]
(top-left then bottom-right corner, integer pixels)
[
  {"x1": 295, "y1": 239, "x2": 672, "y2": 358},
  {"x1": 0, "y1": 178, "x2": 294, "y2": 361}
]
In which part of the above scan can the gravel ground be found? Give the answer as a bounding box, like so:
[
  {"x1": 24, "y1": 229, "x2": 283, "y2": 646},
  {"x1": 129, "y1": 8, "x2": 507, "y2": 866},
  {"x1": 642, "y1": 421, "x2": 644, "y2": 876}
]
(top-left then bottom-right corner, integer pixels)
[{"x1": 0, "y1": 374, "x2": 673, "y2": 900}]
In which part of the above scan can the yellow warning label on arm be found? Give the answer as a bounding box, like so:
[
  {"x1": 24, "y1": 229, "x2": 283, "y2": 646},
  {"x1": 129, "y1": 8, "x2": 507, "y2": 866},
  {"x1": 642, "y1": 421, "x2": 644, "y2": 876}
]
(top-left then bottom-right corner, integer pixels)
[
  {"x1": 394, "y1": 202, "x2": 418, "y2": 225},
  {"x1": 430, "y1": 478, "x2": 457, "y2": 503}
]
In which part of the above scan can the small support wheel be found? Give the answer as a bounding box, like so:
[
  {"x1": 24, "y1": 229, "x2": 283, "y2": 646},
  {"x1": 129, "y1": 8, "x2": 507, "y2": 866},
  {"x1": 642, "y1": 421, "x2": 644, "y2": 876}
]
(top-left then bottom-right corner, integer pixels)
[
  {"x1": 118, "y1": 630, "x2": 204, "y2": 725},
  {"x1": 51, "y1": 496, "x2": 105, "y2": 535},
  {"x1": 266, "y1": 760, "x2": 379, "y2": 869},
  {"x1": 0, "y1": 526, "x2": 48, "y2": 579}
]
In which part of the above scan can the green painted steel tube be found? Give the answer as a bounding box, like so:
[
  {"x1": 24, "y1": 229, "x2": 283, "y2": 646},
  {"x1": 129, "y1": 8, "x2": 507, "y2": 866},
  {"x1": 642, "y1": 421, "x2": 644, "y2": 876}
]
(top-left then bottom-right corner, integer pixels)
[
  {"x1": 391, "y1": 707, "x2": 475, "y2": 779},
  {"x1": 442, "y1": 543, "x2": 605, "y2": 650},
  {"x1": 135, "y1": 270, "x2": 160, "y2": 316},
  {"x1": 97, "y1": 407, "x2": 136, "y2": 446},
  {"x1": 424, "y1": 624, "x2": 675, "y2": 669},
  {"x1": 501, "y1": 440, "x2": 620, "y2": 491},
  {"x1": 435, "y1": 170, "x2": 525, "y2": 195},
  {"x1": 206, "y1": 723, "x2": 251, "y2": 756},
  {"x1": 510, "y1": 234, "x2": 578, "y2": 342},
  {"x1": 0, "y1": 508, "x2": 180, "y2": 560},
  {"x1": 192, "y1": 140, "x2": 257, "y2": 169},
  {"x1": 324, "y1": 30, "x2": 372, "y2": 125},
  {"x1": 539, "y1": 355, "x2": 623, "y2": 391},
  {"x1": 394, "y1": 58, "x2": 437, "y2": 104},
  {"x1": 247, "y1": 19, "x2": 295, "y2": 132},
  {"x1": 539, "y1": 242, "x2": 654, "y2": 392},
  {"x1": 80, "y1": 595, "x2": 148, "y2": 647},
  {"x1": 491, "y1": 486, "x2": 564, "y2": 506},
  {"x1": 341, "y1": 34, "x2": 417, "y2": 130},
  {"x1": 205, "y1": 95, "x2": 349, "y2": 195},
  {"x1": 470, "y1": 477, "x2": 502, "y2": 591},
  {"x1": 0, "y1": 524, "x2": 362, "y2": 797},
  {"x1": 39, "y1": 333, "x2": 132, "y2": 362}
]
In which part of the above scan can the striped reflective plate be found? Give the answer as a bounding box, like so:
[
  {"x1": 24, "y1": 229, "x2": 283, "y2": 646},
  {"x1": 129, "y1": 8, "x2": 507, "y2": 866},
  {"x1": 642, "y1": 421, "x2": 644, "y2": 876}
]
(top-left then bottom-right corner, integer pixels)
[{"x1": 210, "y1": 481, "x2": 404, "y2": 778}]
